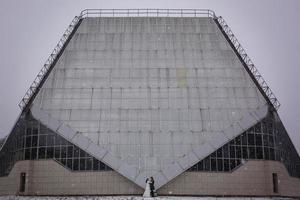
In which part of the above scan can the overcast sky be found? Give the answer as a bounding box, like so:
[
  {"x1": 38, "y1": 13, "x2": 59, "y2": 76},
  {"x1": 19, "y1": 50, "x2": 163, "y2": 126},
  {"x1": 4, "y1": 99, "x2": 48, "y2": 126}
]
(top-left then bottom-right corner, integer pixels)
[{"x1": 0, "y1": 0, "x2": 299, "y2": 153}]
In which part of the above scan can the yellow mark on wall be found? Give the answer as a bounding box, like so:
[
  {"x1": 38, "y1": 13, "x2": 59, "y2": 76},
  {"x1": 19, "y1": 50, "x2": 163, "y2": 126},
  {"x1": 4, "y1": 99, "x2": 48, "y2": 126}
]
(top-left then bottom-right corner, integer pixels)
[{"x1": 176, "y1": 68, "x2": 187, "y2": 88}]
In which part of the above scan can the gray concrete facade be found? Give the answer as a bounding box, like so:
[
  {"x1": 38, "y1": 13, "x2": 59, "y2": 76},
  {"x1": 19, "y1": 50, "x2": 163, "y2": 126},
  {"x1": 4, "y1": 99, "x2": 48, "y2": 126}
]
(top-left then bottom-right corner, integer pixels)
[{"x1": 31, "y1": 16, "x2": 268, "y2": 188}]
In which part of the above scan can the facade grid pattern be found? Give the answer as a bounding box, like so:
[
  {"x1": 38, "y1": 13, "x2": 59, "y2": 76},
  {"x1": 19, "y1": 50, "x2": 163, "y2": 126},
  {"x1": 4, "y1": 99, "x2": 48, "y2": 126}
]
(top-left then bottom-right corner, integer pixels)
[
  {"x1": 189, "y1": 112, "x2": 300, "y2": 178},
  {"x1": 0, "y1": 114, "x2": 111, "y2": 177}
]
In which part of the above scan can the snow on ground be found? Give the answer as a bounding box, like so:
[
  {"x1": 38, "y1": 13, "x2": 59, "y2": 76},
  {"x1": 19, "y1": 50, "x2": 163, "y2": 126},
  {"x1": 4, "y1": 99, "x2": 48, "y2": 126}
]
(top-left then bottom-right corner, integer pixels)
[{"x1": 0, "y1": 196, "x2": 296, "y2": 200}]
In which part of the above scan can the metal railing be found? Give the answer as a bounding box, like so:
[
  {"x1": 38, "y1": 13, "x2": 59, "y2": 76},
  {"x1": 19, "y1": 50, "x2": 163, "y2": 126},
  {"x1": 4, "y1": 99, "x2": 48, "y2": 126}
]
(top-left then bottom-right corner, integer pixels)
[
  {"x1": 216, "y1": 16, "x2": 280, "y2": 110},
  {"x1": 18, "y1": 16, "x2": 81, "y2": 110},
  {"x1": 80, "y1": 9, "x2": 216, "y2": 18}
]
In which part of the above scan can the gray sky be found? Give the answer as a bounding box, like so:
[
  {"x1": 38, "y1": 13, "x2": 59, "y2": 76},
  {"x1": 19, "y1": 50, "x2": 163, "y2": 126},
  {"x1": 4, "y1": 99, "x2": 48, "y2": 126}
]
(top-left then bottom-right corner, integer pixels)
[{"x1": 0, "y1": 0, "x2": 299, "y2": 153}]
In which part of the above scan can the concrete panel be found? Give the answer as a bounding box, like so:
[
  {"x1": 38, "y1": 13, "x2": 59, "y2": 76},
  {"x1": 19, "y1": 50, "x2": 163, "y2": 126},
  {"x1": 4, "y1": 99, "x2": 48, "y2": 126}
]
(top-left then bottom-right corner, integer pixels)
[
  {"x1": 177, "y1": 151, "x2": 199, "y2": 170},
  {"x1": 162, "y1": 162, "x2": 183, "y2": 180},
  {"x1": 102, "y1": 151, "x2": 122, "y2": 170},
  {"x1": 57, "y1": 123, "x2": 77, "y2": 140},
  {"x1": 118, "y1": 162, "x2": 138, "y2": 181},
  {"x1": 86, "y1": 142, "x2": 108, "y2": 160},
  {"x1": 71, "y1": 133, "x2": 92, "y2": 150}
]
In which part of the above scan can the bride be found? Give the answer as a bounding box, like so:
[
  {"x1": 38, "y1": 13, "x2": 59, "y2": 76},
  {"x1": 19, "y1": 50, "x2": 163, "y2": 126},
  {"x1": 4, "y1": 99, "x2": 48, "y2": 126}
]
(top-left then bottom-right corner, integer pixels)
[{"x1": 143, "y1": 177, "x2": 152, "y2": 197}]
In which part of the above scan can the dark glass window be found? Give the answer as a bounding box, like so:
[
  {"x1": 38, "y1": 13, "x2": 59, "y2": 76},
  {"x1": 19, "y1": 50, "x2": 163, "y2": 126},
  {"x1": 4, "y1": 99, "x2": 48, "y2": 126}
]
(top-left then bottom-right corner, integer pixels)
[
  {"x1": 211, "y1": 158, "x2": 217, "y2": 171},
  {"x1": 31, "y1": 148, "x2": 38, "y2": 160},
  {"x1": 217, "y1": 148, "x2": 223, "y2": 158},
  {"x1": 224, "y1": 159, "x2": 229, "y2": 171},
  {"x1": 249, "y1": 147, "x2": 256, "y2": 159},
  {"x1": 73, "y1": 159, "x2": 79, "y2": 170},
  {"x1": 229, "y1": 159, "x2": 236, "y2": 170},
  {"x1": 256, "y1": 147, "x2": 263, "y2": 159},
  {"x1": 256, "y1": 134, "x2": 262, "y2": 146},
  {"x1": 248, "y1": 134, "x2": 255, "y2": 145},
  {"x1": 38, "y1": 147, "x2": 46, "y2": 159},
  {"x1": 32, "y1": 136, "x2": 38, "y2": 147},
  {"x1": 217, "y1": 159, "x2": 223, "y2": 171}
]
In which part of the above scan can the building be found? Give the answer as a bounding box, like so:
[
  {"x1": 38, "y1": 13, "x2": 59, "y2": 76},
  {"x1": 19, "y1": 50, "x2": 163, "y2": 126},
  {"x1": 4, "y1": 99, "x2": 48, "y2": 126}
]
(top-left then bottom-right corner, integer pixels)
[{"x1": 0, "y1": 9, "x2": 299, "y2": 197}]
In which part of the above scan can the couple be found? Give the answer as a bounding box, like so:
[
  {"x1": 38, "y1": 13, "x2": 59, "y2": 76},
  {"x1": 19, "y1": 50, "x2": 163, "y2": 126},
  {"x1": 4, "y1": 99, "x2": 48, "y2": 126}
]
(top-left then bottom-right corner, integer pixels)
[{"x1": 143, "y1": 177, "x2": 157, "y2": 197}]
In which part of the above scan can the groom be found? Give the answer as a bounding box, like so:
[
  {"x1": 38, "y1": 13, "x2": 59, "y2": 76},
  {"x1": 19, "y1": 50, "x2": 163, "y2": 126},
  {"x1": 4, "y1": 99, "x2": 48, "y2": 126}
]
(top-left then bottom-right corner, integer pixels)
[{"x1": 149, "y1": 177, "x2": 156, "y2": 197}]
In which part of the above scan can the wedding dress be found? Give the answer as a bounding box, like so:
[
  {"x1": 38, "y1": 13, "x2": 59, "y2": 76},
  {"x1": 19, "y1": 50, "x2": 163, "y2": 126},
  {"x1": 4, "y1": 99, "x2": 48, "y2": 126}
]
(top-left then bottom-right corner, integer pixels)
[{"x1": 143, "y1": 179, "x2": 151, "y2": 197}]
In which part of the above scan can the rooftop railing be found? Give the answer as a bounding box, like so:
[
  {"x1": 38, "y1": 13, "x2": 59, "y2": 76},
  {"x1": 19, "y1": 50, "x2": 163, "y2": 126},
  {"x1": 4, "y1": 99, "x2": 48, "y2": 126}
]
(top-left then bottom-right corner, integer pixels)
[
  {"x1": 18, "y1": 16, "x2": 81, "y2": 110},
  {"x1": 216, "y1": 16, "x2": 280, "y2": 110},
  {"x1": 80, "y1": 9, "x2": 216, "y2": 18}
]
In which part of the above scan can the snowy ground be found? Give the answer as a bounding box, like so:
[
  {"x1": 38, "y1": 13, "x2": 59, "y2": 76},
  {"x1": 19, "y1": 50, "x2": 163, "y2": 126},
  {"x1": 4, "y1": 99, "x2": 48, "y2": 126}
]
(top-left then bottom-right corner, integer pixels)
[{"x1": 0, "y1": 196, "x2": 296, "y2": 200}]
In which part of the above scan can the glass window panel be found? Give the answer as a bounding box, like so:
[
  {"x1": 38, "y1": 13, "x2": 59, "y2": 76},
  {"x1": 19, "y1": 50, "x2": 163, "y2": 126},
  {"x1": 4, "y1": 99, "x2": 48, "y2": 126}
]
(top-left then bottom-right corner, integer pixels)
[
  {"x1": 229, "y1": 159, "x2": 236, "y2": 170},
  {"x1": 100, "y1": 162, "x2": 107, "y2": 170},
  {"x1": 217, "y1": 148, "x2": 223, "y2": 158},
  {"x1": 223, "y1": 144, "x2": 229, "y2": 158},
  {"x1": 217, "y1": 159, "x2": 223, "y2": 171},
  {"x1": 249, "y1": 147, "x2": 256, "y2": 159},
  {"x1": 25, "y1": 149, "x2": 30, "y2": 160},
  {"x1": 269, "y1": 136, "x2": 274, "y2": 147},
  {"x1": 211, "y1": 158, "x2": 216, "y2": 171},
  {"x1": 241, "y1": 134, "x2": 247, "y2": 145},
  {"x1": 31, "y1": 148, "x2": 37, "y2": 160},
  {"x1": 55, "y1": 136, "x2": 63, "y2": 146},
  {"x1": 80, "y1": 158, "x2": 86, "y2": 170},
  {"x1": 46, "y1": 147, "x2": 54, "y2": 158},
  {"x1": 264, "y1": 147, "x2": 269, "y2": 159},
  {"x1": 32, "y1": 128, "x2": 38, "y2": 135},
  {"x1": 47, "y1": 135, "x2": 55, "y2": 146},
  {"x1": 236, "y1": 146, "x2": 241, "y2": 158},
  {"x1": 93, "y1": 158, "x2": 99, "y2": 170},
  {"x1": 211, "y1": 151, "x2": 216, "y2": 158},
  {"x1": 39, "y1": 135, "x2": 47, "y2": 146},
  {"x1": 74, "y1": 146, "x2": 80, "y2": 157},
  {"x1": 270, "y1": 148, "x2": 275, "y2": 160},
  {"x1": 235, "y1": 136, "x2": 241, "y2": 145},
  {"x1": 54, "y1": 146, "x2": 60, "y2": 158},
  {"x1": 25, "y1": 136, "x2": 31, "y2": 148},
  {"x1": 263, "y1": 135, "x2": 269, "y2": 146},
  {"x1": 61, "y1": 146, "x2": 67, "y2": 158},
  {"x1": 190, "y1": 164, "x2": 197, "y2": 171},
  {"x1": 198, "y1": 161, "x2": 203, "y2": 171},
  {"x1": 254, "y1": 124, "x2": 261, "y2": 133},
  {"x1": 248, "y1": 134, "x2": 255, "y2": 146},
  {"x1": 67, "y1": 146, "x2": 73, "y2": 158},
  {"x1": 256, "y1": 134, "x2": 262, "y2": 146},
  {"x1": 256, "y1": 147, "x2": 263, "y2": 159},
  {"x1": 38, "y1": 147, "x2": 46, "y2": 159},
  {"x1": 80, "y1": 149, "x2": 87, "y2": 158},
  {"x1": 86, "y1": 158, "x2": 92, "y2": 170},
  {"x1": 61, "y1": 158, "x2": 66, "y2": 166},
  {"x1": 26, "y1": 128, "x2": 32, "y2": 136},
  {"x1": 224, "y1": 159, "x2": 229, "y2": 171},
  {"x1": 262, "y1": 121, "x2": 267, "y2": 133},
  {"x1": 32, "y1": 136, "x2": 38, "y2": 147},
  {"x1": 73, "y1": 159, "x2": 79, "y2": 170},
  {"x1": 242, "y1": 147, "x2": 248, "y2": 159},
  {"x1": 204, "y1": 158, "x2": 210, "y2": 171},
  {"x1": 248, "y1": 128, "x2": 254, "y2": 134},
  {"x1": 67, "y1": 159, "x2": 72, "y2": 169},
  {"x1": 230, "y1": 146, "x2": 235, "y2": 158}
]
